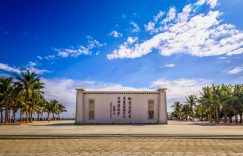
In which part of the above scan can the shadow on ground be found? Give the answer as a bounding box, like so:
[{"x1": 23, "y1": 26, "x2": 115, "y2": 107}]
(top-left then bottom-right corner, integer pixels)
[{"x1": 190, "y1": 122, "x2": 243, "y2": 126}]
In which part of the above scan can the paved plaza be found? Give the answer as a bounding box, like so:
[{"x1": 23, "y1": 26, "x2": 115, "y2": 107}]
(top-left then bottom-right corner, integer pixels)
[
  {"x1": 1, "y1": 120, "x2": 243, "y2": 137},
  {"x1": 0, "y1": 138, "x2": 243, "y2": 155},
  {"x1": 1, "y1": 121, "x2": 243, "y2": 155}
]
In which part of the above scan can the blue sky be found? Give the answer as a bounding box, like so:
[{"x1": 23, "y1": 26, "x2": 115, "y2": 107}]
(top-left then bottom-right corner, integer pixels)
[{"x1": 0, "y1": 0, "x2": 242, "y2": 117}]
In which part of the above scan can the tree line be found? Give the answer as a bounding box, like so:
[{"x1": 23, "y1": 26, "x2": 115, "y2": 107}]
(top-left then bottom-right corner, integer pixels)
[
  {"x1": 170, "y1": 84, "x2": 243, "y2": 124},
  {"x1": 0, "y1": 70, "x2": 66, "y2": 123}
]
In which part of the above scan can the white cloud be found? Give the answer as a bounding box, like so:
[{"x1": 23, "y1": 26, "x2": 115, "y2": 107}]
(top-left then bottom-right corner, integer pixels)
[
  {"x1": 195, "y1": 0, "x2": 217, "y2": 8},
  {"x1": 37, "y1": 36, "x2": 105, "y2": 60},
  {"x1": 25, "y1": 61, "x2": 51, "y2": 74},
  {"x1": 227, "y1": 66, "x2": 243, "y2": 75},
  {"x1": 0, "y1": 63, "x2": 20, "y2": 73},
  {"x1": 27, "y1": 61, "x2": 37, "y2": 67},
  {"x1": 144, "y1": 10, "x2": 164, "y2": 32},
  {"x1": 56, "y1": 46, "x2": 90, "y2": 58},
  {"x1": 144, "y1": 22, "x2": 155, "y2": 32},
  {"x1": 28, "y1": 68, "x2": 51, "y2": 74},
  {"x1": 151, "y1": 78, "x2": 211, "y2": 111},
  {"x1": 127, "y1": 37, "x2": 138, "y2": 44},
  {"x1": 207, "y1": 0, "x2": 218, "y2": 8},
  {"x1": 195, "y1": 0, "x2": 206, "y2": 6},
  {"x1": 86, "y1": 36, "x2": 105, "y2": 49},
  {"x1": 37, "y1": 56, "x2": 43, "y2": 60},
  {"x1": 44, "y1": 55, "x2": 55, "y2": 60},
  {"x1": 42, "y1": 77, "x2": 212, "y2": 117},
  {"x1": 0, "y1": 62, "x2": 50, "y2": 75},
  {"x1": 42, "y1": 78, "x2": 150, "y2": 117},
  {"x1": 56, "y1": 36, "x2": 105, "y2": 58},
  {"x1": 217, "y1": 56, "x2": 231, "y2": 64},
  {"x1": 130, "y1": 21, "x2": 140, "y2": 32},
  {"x1": 107, "y1": 37, "x2": 139, "y2": 59},
  {"x1": 218, "y1": 56, "x2": 227, "y2": 59},
  {"x1": 108, "y1": 0, "x2": 243, "y2": 59},
  {"x1": 42, "y1": 78, "x2": 77, "y2": 118},
  {"x1": 109, "y1": 30, "x2": 123, "y2": 38},
  {"x1": 227, "y1": 48, "x2": 243, "y2": 55},
  {"x1": 164, "y1": 64, "x2": 175, "y2": 68},
  {"x1": 161, "y1": 7, "x2": 176, "y2": 25}
]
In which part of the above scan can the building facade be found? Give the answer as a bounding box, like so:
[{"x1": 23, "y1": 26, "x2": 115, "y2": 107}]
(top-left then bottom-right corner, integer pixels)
[{"x1": 75, "y1": 88, "x2": 167, "y2": 124}]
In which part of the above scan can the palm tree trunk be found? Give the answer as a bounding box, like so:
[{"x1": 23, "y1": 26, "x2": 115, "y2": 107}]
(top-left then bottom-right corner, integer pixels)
[
  {"x1": 214, "y1": 109, "x2": 217, "y2": 123},
  {"x1": 52, "y1": 113, "x2": 55, "y2": 120},
  {"x1": 215, "y1": 106, "x2": 219, "y2": 124},
  {"x1": 13, "y1": 111, "x2": 16, "y2": 123},
  {"x1": 210, "y1": 106, "x2": 213, "y2": 123},
  {"x1": 239, "y1": 112, "x2": 242, "y2": 124},
  {"x1": 223, "y1": 110, "x2": 227, "y2": 124},
  {"x1": 5, "y1": 107, "x2": 8, "y2": 123},
  {"x1": 58, "y1": 113, "x2": 60, "y2": 120},
  {"x1": 41, "y1": 111, "x2": 43, "y2": 120},
  {"x1": 185, "y1": 110, "x2": 188, "y2": 121},
  {"x1": 30, "y1": 111, "x2": 33, "y2": 123},
  {"x1": 20, "y1": 109, "x2": 22, "y2": 122},
  {"x1": 25, "y1": 109, "x2": 29, "y2": 123},
  {"x1": 210, "y1": 112, "x2": 213, "y2": 123},
  {"x1": 47, "y1": 113, "x2": 50, "y2": 120},
  {"x1": 0, "y1": 108, "x2": 3, "y2": 123},
  {"x1": 229, "y1": 116, "x2": 232, "y2": 123},
  {"x1": 37, "y1": 113, "x2": 40, "y2": 121},
  {"x1": 191, "y1": 105, "x2": 194, "y2": 122},
  {"x1": 235, "y1": 111, "x2": 238, "y2": 124},
  {"x1": 217, "y1": 106, "x2": 220, "y2": 124},
  {"x1": 8, "y1": 110, "x2": 11, "y2": 123}
]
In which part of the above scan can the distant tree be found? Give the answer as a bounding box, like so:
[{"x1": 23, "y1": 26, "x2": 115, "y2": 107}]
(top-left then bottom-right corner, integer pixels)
[
  {"x1": 0, "y1": 71, "x2": 66, "y2": 124},
  {"x1": 171, "y1": 101, "x2": 182, "y2": 120},
  {"x1": 171, "y1": 84, "x2": 243, "y2": 124},
  {"x1": 0, "y1": 77, "x2": 14, "y2": 123},
  {"x1": 14, "y1": 70, "x2": 44, "y2": 123},
  {"x1": 185, "y1": 95, "x2": 197, "y2": 122},
  {"x1": 181, "y1": 104, "x2": 190, "y2": 121}
]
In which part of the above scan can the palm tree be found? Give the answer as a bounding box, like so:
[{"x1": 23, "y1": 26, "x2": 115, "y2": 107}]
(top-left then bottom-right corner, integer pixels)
[
  {"x1": 211, "y1": 84, "x2": 224, "y2": 124},
  {"x1": 45, "y1": 101, "x2": 53, "y2": 120},
  {"x1": 14, "y1": 70, "x2": 44, "y2": 123},
  {"x1": 49, "y1": 100, "x2": 60, "y2": 120},
  {"x1": 199, "y1": 86, "x2": 214, "y2": 123},
  {"x1": 1, "y1": 73, "x2": 66, "y2": 123},
  {"x1": 219, "y1": 85, "x2": 234, "y2": 124},
  {"x1": 16, "y1": 92, "x2": 26, "y2": 122},
  {"x1": 185, "y1": 95, "x2": 197, "y2": 122},
  {"x1": 30, "y1": 89, "x2": 44, "y2": 122},
  {"x1": 10, "y1": 86, "x2": 22, "y2": 123},
  {"x1": 171, "y1": 84, "x2": 242, "y2": 124},
  {"x1": 181, "y1": 104, "x2": 190, "y2": 121},
  {"x1": 194, "y1": 104, "x2": 204, "y2": 121},
  {"x1": 34, "y1": 96, "x2": 46, "y2": 121},
  {"x1": 171, "y1": 101, "x2": 182, "y2": 120},
  {"x1": 0, "y1": 78, "x2": 6, "y2": 123},
  {"x1": 230, "y1": 85, "x2": 243, "y2": 124},
  {"x1": 0, "y1": 77, "x2": 14, "y2": 123},
  {"x1": 0, "y1": 99, "x2": 3, "y2": 123},
  {"x1": 56, "y1": 103, "x2": 66, "y2": 120}
]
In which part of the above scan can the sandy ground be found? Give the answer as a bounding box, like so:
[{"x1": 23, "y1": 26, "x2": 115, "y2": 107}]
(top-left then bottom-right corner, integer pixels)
[{"x1": 0, "y1": 120, "x2": 243, "y2": 136}]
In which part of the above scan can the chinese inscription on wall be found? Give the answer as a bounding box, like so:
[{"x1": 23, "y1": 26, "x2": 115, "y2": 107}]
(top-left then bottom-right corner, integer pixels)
[{"x1": 110, "y1": 96, "x2": 132, "y2": 119}]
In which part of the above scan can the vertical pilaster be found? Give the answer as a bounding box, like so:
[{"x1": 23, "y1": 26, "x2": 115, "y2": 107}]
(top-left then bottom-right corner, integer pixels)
[
  {"x1": 75, "y1": 88, "x2": 85, "y2": 124},
  {"x1": 158, "y1": 88, "x2": 167, "y2": 124}
]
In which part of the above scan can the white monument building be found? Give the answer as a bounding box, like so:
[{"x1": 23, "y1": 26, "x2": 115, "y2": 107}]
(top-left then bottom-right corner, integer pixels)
[{"x1": 75, "y1": 88, "x2": 167, "y2": 124}]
